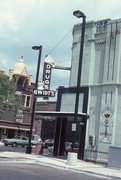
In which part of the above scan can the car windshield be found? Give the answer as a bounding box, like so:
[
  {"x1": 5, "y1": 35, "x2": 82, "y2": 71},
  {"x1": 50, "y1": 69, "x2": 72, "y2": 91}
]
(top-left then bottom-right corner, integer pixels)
[
  {"x1": 14, "y1": 136, "x2": 21, "y2": 139},
  {"x1": 46, "y1": 139, "x2": 53, "y2": 142},
  {"x1": 22, "y1": 137, "x2": 27, "y2": 140},
  {"x1": 13, "y1": 136, "x2": 27, "y2": 140},
  {"x1": 65, "y1": 142, "x2": 72, "y2": 147}
]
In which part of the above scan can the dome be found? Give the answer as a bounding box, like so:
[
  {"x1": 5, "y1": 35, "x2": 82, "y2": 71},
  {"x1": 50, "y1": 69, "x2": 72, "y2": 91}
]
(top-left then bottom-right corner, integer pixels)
[{"x1": 13, "y1": 56, "x2": 28, "y2": 77}]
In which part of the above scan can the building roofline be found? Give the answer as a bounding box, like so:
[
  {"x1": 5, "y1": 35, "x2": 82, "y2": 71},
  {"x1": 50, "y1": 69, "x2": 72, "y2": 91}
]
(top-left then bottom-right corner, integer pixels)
[{"x1": 35, "y1": 111, "x2": 89, "y2": 119}]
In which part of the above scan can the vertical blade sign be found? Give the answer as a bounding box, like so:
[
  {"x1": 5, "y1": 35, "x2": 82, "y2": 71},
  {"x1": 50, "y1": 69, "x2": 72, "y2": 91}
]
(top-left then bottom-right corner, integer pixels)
[{"x1": 43, "y1": 62, "x2": 52, "y2": 90}]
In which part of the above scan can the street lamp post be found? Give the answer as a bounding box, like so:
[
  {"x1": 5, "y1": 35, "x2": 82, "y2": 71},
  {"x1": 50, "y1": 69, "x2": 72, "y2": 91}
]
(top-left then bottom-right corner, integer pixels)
[
  {"x1": 72, "y1": 10, "x2": 86, "y2": 150},
  {"x1": 26, "y1": 45, "x2": 42, "y2": 154}
]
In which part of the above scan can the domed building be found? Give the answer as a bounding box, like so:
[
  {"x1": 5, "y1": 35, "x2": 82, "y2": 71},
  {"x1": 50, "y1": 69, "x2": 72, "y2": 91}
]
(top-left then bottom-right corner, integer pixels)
[
  {"x1": 0, "y1": 56, "x2": 57, "y2": 142},
  {"x1": 9, "y1": 56, "x2": 32, "y2": 90},
  {"x1": 0, "y1": 57, "x2": 35, "y2": 139}
]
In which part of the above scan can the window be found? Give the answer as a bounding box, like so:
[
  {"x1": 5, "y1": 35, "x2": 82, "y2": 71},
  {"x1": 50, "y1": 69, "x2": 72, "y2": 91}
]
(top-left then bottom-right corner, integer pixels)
[
  {"x1": 22, "y1": 94, "x2": 31, "y2": 108},
  {"x1": 26, "y1": 96, "x2": 31, "y2": 107}
]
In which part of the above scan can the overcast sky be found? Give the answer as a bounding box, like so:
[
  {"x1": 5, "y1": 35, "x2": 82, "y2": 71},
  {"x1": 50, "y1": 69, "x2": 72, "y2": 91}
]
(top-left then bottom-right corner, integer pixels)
[{"x1": 0, "y1": 0, "x2": 121, "y2": 93}]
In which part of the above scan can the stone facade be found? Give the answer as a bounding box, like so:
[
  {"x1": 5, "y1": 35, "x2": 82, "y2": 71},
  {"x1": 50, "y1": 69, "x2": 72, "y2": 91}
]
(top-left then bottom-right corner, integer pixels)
[{"x1": 61, "y1": 18, "x2": 121, "y2": 163}]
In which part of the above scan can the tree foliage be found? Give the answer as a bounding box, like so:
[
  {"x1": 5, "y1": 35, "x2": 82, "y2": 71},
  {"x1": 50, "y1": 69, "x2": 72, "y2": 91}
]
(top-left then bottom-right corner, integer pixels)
[{"x1": 0, "y1": 74, "x2": 20, "y2": 116}]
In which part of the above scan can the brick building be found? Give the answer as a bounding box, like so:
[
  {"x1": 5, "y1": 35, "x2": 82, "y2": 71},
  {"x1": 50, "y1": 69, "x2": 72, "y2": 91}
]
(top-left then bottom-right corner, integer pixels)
[{"x1": 0, "y1": 57, "x2": 57, "y2": 140}]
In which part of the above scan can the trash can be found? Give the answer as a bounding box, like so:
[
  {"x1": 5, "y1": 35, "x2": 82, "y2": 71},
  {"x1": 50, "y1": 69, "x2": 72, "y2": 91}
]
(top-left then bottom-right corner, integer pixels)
[
  {"x1": 67, "y1": 152, "x2": 77, "y2": 166},
  {"x1": 35, "y1": 142, "x2": 43, "y2": 155}
]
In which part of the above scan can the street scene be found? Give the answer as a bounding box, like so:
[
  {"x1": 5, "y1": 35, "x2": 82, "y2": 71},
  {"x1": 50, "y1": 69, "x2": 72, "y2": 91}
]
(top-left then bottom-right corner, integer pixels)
[
  {"x1": 0, "y1": 141, "x2": 51, "y2": 155},
  {"x1": 1, "y1": 0, "x2": 121, "y2": 180},
  {"x1": 0, "y1": 142, "x2": 121, "y2": 180}
]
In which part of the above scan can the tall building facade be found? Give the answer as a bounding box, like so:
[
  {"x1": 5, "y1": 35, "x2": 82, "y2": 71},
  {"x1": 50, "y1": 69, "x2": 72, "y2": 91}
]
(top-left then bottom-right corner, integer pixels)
[{"x1": 60, "y1": 18, "x2": 121, "y2": 163}]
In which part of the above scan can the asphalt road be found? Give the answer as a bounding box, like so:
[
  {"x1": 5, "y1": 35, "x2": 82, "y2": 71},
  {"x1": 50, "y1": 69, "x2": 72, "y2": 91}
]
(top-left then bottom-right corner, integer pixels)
[
  {"x1": 0, "y1": 162, "x2": 112, "y2": 180},
  {"x1": 0, "y1": 142, "x2": 51, "y2": 155},
  {"x1": 0, "y1": 143, "x2": 115, "y2": 180}
]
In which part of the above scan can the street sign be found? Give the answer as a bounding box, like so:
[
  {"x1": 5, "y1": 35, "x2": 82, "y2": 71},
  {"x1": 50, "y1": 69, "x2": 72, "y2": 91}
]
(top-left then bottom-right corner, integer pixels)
[
  {"x1": 34, "y1": 89, "x2": 56, "y2": 97},
  {"x1": 72, "y1": 123, "x2": 76, "y2": 131}
]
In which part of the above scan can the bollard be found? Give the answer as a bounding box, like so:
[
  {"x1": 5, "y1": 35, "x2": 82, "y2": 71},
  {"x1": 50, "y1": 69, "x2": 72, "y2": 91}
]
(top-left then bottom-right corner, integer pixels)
[
  {"x1": 67, "y1": 152, "x2": 77, "y2": 166},
  {"x1": 35, "y1": 142, "x2": 43, "y2": 155}
]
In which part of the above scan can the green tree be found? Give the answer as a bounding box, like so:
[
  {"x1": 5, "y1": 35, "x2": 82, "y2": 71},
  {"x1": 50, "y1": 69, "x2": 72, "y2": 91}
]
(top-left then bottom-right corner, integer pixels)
[{"x1": 0, "y1": 74, "x2": 20, "y2": 116}]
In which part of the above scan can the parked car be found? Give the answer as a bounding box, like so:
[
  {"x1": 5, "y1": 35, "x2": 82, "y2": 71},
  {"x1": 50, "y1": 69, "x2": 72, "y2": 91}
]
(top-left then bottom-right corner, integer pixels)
[
  {"x1": 72, "y1": 142, "x2": 79, "y2": 153},
  {"x1": 48, "y1": 141, "x2": 79, "y2": 154},
  {"x1": 2, "y1": 136, "x2": 41, "y2": 147},
  {"x1": 48, "y1": 142, "x2": 72, "y2": 153},
  {"x1": 65, "y1": 142, "x2": 72, "y2": 153},
  {"x1": 48, "y1": 146, "x2": 53, "y2": 153},
  {"x1": 43, "y1": 139, "x2": 54, "y2": 148},
  {"x1": 32, "y1": 135, "x2": 42, "y2": 142}
]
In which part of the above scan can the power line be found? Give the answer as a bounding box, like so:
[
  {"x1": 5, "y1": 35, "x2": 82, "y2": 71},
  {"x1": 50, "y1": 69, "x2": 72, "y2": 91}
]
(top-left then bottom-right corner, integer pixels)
[{"x1": 47, "y1": 28, "x2": 72, "y2": 55}]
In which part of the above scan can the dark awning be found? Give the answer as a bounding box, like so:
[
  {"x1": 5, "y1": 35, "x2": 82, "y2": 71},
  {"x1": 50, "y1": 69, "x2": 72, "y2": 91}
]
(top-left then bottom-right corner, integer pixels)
[{"x1": 35, "y1": 111, "x2": 89, "y2": 119}]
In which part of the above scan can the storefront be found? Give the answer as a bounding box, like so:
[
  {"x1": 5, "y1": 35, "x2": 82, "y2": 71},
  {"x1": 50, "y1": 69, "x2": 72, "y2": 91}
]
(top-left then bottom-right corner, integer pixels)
[
  {"x1": 0, "y1": 120, "x2": 30, "y2": 140},
  {"x1": 34, "y1": 82, "x2": 89, "y2": 159}
]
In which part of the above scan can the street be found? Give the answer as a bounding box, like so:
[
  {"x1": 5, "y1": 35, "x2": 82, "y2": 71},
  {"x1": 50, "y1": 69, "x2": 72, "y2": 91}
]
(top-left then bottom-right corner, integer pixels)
[
  {"x1": 0, "y1": 142, "x2": 118, "y2": 180},
  {"x1": 0, "y1": 142, "x2": 51, "y2": 155},
  {"x1": 0, "y1": 162, "x2": 113, "y2": 180},
  {"x1": 0, "y1": 142, "x2": 27, "y2": 153}
]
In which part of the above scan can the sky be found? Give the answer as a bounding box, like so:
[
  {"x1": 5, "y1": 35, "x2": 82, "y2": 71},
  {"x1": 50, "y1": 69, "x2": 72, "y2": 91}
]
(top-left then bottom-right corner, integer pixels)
[{"x1": 0, "y1": 0, "x2": 121, "y2": 96}]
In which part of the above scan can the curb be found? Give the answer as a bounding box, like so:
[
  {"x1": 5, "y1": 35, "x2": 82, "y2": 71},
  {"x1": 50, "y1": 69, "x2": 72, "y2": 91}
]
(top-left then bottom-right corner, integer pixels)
[{"x1": 0, "y1": 154, "x2": 121, "y2": 179}]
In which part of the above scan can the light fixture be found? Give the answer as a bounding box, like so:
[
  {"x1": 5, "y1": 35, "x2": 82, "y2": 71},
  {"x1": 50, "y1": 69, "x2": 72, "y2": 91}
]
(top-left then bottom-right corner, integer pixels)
[{"x1": 73, "y1": 10, "x2": 85, "y2": 18}]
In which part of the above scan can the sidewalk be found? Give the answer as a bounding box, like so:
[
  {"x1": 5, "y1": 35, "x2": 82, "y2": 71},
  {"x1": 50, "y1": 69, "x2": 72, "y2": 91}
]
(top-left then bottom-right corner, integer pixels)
[{"x1": 0, "y1": 151, "x2": 121, "y2": 179}]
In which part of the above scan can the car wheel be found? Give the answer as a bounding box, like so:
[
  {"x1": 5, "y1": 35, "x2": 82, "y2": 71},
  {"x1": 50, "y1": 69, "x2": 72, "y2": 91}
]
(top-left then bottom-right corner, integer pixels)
[
  {"x1": 4, "y1": 144, "x2": 8, "y2": 146},
  {"x1": 12, "y1": 142, "x2": 17, "y2": 147}
]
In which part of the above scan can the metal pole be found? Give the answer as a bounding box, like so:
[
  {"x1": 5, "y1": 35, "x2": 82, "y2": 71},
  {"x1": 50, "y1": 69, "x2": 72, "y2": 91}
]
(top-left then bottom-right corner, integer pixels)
[
  {"x1": 72, "y1": 12, "x2": 86, "y2": 151},
  {"x1": 26, "y1": 45, "x2": 42, "y2": 154},
  {"x1": 74, "y1": 15, "x2": 86, "y2": 120}
]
